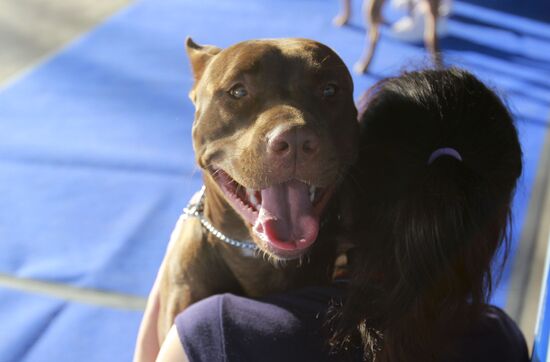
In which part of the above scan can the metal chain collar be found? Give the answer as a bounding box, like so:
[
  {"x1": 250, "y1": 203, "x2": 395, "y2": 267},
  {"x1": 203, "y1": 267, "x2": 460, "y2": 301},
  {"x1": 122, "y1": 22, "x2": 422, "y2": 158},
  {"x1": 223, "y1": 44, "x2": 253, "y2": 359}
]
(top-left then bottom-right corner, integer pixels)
[{"x1": 182, "y1": 186, "x2": 258, "y2": 251}]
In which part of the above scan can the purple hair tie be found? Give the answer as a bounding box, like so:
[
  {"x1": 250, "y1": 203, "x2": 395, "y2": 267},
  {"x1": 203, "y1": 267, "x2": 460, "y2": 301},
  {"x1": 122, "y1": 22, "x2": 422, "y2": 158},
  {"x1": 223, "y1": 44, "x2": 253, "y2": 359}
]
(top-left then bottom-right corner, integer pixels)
[{"x1": 428, "y1": 147, "x2": 462, "y2": 164}]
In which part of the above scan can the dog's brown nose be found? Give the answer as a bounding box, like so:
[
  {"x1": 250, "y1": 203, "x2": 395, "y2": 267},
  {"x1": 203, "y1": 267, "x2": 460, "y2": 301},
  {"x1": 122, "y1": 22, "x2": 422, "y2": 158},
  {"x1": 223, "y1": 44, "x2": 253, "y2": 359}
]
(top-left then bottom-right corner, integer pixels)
[{"x1": 267, "y1": 126, "x2": 319, "y2": 161}]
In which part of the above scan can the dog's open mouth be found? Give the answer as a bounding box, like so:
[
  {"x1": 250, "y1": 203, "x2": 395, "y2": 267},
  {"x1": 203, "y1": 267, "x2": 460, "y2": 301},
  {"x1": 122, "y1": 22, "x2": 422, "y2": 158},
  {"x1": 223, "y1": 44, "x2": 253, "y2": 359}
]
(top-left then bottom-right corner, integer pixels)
[{"x1": 211, "y1": 169, "x2": 334, "y2": 258}]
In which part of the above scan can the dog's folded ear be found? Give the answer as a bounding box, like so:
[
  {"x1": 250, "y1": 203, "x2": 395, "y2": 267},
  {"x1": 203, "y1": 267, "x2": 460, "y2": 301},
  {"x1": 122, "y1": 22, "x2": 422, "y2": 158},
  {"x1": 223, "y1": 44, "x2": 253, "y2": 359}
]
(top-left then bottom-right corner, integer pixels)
[{"x1": 185, "y1": 37, "x2": 222, "y2": 100}]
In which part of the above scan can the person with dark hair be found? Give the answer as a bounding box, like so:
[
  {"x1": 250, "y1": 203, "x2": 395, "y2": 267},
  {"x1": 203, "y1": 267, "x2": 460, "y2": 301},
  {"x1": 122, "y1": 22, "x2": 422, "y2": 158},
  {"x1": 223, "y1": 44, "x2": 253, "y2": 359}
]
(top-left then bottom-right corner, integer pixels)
[
  {"x1": 330, "y1": 67, "x2": 526, "y2": 361},
  {"x1": 155, "y1": 68, "x2": 529, "y2": 362}
]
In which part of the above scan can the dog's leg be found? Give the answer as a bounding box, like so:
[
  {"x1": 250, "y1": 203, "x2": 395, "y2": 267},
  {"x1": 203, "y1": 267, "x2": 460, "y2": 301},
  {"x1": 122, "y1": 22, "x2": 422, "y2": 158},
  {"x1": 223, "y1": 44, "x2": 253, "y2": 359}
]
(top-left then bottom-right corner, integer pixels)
[
  {"x1": 354, "y1": 0, "x2": 384, "y2": 74},
  {"x1": 158, "y1": 282, "x2": 193, "y2": 343},
  {"x1": 156, "y1": 216, "x2": 244, "y2": 343},
  {"x1": 424, "y1": 0, "x2": 442, "y2": 67},
  {"x1": 333, "y1": 0, "x2": 352, "y2": 26},
  {"x1": 156, "y1": 217, "x2": 204, "y2": 343},
  {"x1": 134, "y1": 213, "x2": 195, "y2": 362}
]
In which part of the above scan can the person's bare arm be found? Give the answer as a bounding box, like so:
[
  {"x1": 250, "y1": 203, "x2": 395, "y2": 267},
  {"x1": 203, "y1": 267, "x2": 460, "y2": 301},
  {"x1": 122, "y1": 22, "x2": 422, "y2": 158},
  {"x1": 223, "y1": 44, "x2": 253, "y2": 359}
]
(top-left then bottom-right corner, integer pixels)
[
  {"x1": 156, "y1": 325, "x2": 189, "y2": 362},
  {"x1": 134, "y1": 211, "x2": 191, "y2": 362},
  {"x1": 133, "y1": 256, "x2": 163, "y2": 362}
]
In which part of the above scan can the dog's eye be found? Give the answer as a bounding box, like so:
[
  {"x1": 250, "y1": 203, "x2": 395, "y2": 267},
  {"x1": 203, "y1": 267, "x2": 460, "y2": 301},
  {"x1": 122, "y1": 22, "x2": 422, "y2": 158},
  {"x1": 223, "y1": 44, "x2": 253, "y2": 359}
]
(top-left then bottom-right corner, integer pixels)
[
  {"x1": 228, "y1": 84, "x2": 248, "y2": 99},
  {"x1": 322, "y1": 84, "x2": 338, "y2": 98}
]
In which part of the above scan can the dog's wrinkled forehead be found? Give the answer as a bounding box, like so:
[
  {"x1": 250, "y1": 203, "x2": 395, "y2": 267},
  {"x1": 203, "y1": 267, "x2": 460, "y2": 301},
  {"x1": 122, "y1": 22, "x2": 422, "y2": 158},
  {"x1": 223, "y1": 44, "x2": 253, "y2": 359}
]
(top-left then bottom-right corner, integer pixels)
[{"x1": 205, "y1": 39, "x2": 352, "y2": 88}]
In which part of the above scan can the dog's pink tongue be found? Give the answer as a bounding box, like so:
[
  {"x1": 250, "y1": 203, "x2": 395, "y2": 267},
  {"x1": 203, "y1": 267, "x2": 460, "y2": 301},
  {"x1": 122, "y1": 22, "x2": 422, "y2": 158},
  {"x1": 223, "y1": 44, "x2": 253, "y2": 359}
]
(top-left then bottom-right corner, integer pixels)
[{"x1": 254, "y1": 180, "x2": 319, "y2": 251}]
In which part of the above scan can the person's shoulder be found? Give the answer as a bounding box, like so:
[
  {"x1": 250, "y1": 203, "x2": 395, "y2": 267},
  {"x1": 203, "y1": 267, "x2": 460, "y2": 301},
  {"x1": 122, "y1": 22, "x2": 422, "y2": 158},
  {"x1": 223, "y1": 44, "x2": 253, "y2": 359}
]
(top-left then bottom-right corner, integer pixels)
[
  {"x1": 174, "y1": 295, "x2": 226, "y2": 362},
  {"x1": 454, "y1": 305, "x2": 530, "y2": 362},
  {"x1": 174, "y1": 290, "x2": 346, "y2": 362},
  {"x1": 477, "y1": 305, "x2": 528, "y2": 347},
  {"x1": 175, "y1": 294, "x2": 223, "y2": 328}
]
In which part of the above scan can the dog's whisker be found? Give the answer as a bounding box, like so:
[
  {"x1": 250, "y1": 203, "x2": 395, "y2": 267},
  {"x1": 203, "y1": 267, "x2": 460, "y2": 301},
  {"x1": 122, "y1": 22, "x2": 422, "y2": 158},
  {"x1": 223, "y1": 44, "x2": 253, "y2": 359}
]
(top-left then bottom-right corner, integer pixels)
[{"x1": 298, "y1": 255, "x2": 304, "y2": 267}]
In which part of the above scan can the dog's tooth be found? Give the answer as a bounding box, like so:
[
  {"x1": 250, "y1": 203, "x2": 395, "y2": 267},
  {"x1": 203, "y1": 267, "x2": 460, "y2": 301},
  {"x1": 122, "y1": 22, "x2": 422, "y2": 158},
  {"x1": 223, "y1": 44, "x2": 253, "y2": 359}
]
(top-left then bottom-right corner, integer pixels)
[
  {"x1": 309, "y1": 186, "x2": 316, "y2": 203},
  {"x1": 255, "y1": 190, "x2": 261, "y2": 203},
  {"x1": 248, "y1": 188, "x2": 259, "y2": 208}
]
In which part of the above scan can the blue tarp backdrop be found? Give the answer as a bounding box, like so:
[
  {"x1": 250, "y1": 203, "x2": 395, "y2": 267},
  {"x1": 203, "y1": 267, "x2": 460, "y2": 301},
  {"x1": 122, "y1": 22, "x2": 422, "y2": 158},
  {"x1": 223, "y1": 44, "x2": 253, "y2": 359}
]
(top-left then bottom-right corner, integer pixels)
[{"x1": 0, "y1": 0, "x2": 548, "y2": 361}]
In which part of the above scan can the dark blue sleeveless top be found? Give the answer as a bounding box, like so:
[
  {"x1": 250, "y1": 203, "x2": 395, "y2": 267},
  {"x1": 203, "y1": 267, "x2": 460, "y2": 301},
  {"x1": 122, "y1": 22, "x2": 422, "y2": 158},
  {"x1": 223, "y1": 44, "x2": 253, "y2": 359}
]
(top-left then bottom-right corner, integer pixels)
[{"x1": 175, "y1": 286, "x2": 529, "y2": 362}]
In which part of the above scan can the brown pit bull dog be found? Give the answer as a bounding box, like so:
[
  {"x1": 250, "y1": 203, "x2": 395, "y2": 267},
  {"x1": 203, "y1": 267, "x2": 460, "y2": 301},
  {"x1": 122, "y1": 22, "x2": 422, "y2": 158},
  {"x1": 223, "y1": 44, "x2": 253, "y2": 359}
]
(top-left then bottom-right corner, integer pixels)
[{"x1": 133, "y1": 37, "x2": 359, "y2": 362}]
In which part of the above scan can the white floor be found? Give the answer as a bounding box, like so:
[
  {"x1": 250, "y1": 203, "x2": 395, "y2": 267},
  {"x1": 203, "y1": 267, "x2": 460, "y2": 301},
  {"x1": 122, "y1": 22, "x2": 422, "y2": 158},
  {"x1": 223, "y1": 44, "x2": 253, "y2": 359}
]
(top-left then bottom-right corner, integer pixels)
[{"x1": 0, "y1": 0, "x2": 131, "y2": 82}]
